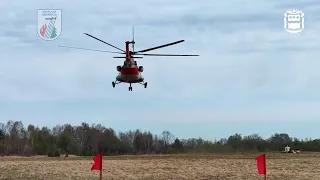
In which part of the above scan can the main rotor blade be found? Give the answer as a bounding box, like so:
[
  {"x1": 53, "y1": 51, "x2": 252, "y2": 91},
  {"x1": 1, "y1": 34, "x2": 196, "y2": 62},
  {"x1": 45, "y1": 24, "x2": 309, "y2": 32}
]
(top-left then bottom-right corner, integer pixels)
[
  {"x1": 135, "y1": 40, "x2": 185, "y2": 53},
  {"x1": 83, "y1": 33, "x2": 125, "y2": 52},
  {"x1": 59, "y1": 45, "x2": 124, "y2": 54},
  {"x1": 136, "y1": 53, "x2": 199, "y2": 56},
  {"x1": 113, "y1": 56, "x2": 143, "y2": 58}
]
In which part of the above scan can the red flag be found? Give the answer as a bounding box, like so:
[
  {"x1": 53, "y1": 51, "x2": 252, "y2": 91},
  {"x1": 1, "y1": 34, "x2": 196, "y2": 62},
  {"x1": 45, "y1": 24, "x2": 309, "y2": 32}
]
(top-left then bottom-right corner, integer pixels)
[
  {"x1": 91, "y1": 152, "x2": 102, "y2": 171},
  {"x1": 255, "y1": 154, "x2": 266, "y2": 175}
]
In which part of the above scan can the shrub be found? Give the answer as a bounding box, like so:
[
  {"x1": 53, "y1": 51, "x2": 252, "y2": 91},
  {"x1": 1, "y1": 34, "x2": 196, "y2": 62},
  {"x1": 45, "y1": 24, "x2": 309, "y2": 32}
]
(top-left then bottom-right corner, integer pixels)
[
  {"x1": 54, "y1": 150, "x2": 60, "y2": 157},
  {"x1": 47, "y1": 150, "x2": 60, "y2": 157},
  {"x1": 47, "y1": 151, "x2": 54, "y2": 157}
]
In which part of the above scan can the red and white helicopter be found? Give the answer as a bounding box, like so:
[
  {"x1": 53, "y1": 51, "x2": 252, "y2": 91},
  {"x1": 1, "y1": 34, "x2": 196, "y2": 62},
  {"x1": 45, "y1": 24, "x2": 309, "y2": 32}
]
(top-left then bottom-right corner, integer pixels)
[{"x1": 59, "y1": 28, "x2": 199, "y2": 91}]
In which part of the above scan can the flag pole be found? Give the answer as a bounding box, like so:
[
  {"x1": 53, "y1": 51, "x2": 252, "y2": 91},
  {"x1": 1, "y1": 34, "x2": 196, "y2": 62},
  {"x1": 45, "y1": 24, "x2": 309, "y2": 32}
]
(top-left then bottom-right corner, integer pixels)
[
  {"x1": 100, "y1": 151, "x2": 103, "y2": 180},
  {"x1": 264, "y1": 154, "x2": 267, "y2": 180},
  {"x1": 100, "y1": 168, "x2": 102, "y2": 180}
]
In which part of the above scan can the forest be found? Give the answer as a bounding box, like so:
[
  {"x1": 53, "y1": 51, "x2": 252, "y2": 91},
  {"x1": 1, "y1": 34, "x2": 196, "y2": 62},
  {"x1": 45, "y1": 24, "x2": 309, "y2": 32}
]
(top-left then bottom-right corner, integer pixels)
[{"x1": 0, "y1": 120, "x2": 319, "y2": 156}]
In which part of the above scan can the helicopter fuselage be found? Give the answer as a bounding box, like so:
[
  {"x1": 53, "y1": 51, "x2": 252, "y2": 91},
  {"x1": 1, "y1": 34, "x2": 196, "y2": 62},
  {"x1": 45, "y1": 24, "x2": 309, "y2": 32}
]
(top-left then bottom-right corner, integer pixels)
[{"x1": 116, "y1": 60, "x2": 144, "y2": 83}]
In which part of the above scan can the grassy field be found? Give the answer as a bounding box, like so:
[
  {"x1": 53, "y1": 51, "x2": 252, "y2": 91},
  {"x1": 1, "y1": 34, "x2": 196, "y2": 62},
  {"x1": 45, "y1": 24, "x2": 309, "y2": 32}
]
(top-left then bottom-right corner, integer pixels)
[{"x1": 1, "y1": 153, "x2": 320, "y2": 180}]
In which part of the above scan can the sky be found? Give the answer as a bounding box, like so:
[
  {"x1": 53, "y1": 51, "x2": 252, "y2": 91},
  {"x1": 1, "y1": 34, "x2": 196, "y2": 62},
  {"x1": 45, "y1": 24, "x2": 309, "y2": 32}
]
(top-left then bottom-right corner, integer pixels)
[{"x1": 1, "y1": 0, "x2": 320, "y2": 140}]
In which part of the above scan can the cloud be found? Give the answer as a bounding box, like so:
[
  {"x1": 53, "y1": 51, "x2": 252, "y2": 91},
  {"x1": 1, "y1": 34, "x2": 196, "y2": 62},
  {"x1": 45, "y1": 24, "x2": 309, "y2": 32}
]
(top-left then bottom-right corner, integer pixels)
[{"x1": 0, "y1": 0, "x2": 320, "y2": 133}]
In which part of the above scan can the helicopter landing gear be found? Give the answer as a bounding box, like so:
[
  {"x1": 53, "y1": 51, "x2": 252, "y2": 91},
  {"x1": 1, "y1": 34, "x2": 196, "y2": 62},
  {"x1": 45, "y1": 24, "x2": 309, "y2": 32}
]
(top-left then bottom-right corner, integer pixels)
[
  {"x1": 112, "y1": 81, "x2": 121, "y2": 88},
  {"x1": 129, "y1": 83, "x2": 132, "y2": 91},
  {"x1": 139, "y1": 82, "x2": 147, "y2": 88}
]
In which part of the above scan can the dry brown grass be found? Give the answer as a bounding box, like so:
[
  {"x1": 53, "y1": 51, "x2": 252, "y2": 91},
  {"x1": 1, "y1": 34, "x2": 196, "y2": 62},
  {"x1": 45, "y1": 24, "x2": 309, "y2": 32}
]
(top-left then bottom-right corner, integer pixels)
[{"x1": 1, "y1": 153, "x2": 320, "y2": 180}]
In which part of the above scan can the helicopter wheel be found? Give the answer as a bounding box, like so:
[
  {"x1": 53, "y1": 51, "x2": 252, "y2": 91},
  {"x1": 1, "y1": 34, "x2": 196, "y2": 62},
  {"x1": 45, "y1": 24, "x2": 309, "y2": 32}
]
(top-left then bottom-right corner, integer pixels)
[
  {"x1": 112, "y1": 82, "x2": 115, "y2": 88},
  {"x1": 129, "y1": 87, "x2": 132, "y2": 91},
  {"x1": 144, "y1": 82, "x2": 147, "y2": 88}
]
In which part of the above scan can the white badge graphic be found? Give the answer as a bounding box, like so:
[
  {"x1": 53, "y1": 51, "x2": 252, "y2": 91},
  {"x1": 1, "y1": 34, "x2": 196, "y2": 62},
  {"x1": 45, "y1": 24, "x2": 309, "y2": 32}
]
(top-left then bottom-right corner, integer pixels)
[
  {"x1": 37, "y1": 9, "x2": 62, "y2": 40},
  {"x1": 284, "y1": 9, "x2": 304, "y2": 33}
]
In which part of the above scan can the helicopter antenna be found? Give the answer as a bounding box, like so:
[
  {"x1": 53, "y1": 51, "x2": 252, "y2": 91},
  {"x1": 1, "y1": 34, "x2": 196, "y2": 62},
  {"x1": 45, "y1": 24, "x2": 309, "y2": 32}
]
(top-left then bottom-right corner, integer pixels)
[{"x1": 132, "y1": 26, "x2": 135, "y2": 53}]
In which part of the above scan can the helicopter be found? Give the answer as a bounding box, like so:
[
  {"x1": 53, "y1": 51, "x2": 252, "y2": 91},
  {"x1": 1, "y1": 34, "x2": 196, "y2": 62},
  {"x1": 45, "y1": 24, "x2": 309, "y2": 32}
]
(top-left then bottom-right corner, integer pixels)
[{"x1": 59, "y1": 28, "x2": 199, "y2": 91}]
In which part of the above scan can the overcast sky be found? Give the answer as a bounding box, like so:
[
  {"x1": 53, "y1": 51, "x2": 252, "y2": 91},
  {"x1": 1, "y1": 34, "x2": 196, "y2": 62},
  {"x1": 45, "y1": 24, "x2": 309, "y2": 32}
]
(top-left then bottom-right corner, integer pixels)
[{"x1": 1, "y1": 0, "x2": 320, "y2": 140}]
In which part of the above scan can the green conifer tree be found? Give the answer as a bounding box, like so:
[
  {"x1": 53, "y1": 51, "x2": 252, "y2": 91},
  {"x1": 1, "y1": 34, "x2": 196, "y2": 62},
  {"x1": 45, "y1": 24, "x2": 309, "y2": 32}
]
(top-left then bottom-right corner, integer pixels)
[{"x1": 51, "y1": 27, "x2": 57, "y2": 39}]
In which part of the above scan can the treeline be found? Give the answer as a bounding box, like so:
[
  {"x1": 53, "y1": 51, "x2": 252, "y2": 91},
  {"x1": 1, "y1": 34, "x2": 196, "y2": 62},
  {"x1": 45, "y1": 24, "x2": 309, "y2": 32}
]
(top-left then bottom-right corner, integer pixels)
[{"x1": 0, "y1": 120, "x2": 320, "y2": 156}]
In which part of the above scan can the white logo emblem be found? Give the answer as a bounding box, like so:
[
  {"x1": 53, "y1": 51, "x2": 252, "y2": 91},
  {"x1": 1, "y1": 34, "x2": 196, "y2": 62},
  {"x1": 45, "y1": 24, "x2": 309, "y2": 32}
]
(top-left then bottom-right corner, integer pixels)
[
  {"x1": 37, "y1": 9, "x2": 62, "y2": 40},
  {"x1": 284, "y1": 9, "x2": 304, "y2": 33}
]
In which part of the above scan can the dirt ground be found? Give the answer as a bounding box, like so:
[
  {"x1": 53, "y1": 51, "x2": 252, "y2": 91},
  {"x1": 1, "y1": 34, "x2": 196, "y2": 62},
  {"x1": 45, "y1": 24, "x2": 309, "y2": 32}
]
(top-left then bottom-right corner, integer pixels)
[{"x1": 1, "y1": 153, "x2": 320, "y2": 180}]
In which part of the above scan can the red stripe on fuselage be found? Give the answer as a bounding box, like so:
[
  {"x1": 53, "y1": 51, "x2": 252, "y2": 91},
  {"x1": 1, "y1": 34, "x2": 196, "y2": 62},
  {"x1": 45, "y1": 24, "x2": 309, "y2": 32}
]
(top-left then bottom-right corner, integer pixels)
[{"x1": 120, "y1": 67, "x2": 139, "y2": 75}]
